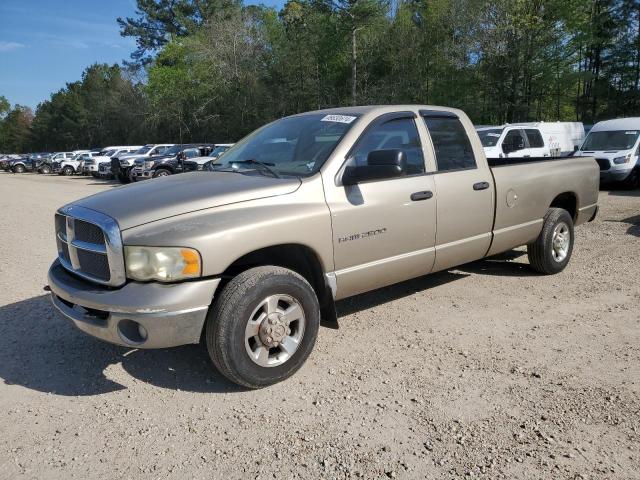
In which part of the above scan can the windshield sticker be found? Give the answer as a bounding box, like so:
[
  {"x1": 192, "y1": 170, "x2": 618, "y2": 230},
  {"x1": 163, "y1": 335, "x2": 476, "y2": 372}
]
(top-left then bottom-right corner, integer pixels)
[
  {"x1": 625, "y1": 131, "x2": 638, "y2": 135},
  {"x1": 321, "y1": 114, "x2": 357, "y2": 124}
]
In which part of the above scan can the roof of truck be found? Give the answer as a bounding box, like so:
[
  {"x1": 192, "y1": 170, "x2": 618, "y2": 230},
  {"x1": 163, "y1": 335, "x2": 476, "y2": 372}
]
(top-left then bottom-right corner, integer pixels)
[
  {"x1": 290, "y1": 105, "x2": 461, "y2": 117},
  {"x1": 591, "y1": 118, "x2": 640, "y2": 132}
]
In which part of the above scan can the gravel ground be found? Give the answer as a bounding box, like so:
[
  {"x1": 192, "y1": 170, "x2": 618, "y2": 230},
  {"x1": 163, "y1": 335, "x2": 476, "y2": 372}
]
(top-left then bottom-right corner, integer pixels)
[{"x1": 0, "y1": 172, "x2": 638, "y2": 480}]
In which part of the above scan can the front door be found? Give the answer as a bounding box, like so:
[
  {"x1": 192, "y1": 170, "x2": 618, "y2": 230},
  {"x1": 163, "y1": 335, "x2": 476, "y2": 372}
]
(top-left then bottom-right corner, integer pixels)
[{"x1": 324, "y1": 114, "x2": 437, "y2": 299}]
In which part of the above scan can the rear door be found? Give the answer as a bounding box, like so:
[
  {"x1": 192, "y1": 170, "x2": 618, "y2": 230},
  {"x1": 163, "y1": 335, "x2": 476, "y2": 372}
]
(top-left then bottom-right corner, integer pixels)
[
  {"x1": 420, "y1": 111, "x2": 495, "y2": 271},
  {"x1": 524, "y1": 128, "x2": 549, "y2": 157}
]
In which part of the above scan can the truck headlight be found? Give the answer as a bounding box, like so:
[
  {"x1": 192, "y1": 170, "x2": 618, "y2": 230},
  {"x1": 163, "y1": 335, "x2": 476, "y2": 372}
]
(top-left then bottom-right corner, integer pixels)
[
  {"x1": 124, "y1": 246, "x2": 201, "y2": 282},
  {"x1": 144, "y1": 160, "x2": 154, "y2": 169},
  {"x1": 613, "y1": 154, "x2": 631, "y2": 165}
]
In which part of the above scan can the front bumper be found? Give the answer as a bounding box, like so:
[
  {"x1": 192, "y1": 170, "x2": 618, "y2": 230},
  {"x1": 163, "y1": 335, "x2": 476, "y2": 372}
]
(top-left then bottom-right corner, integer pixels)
[
  {"x1": 600, "y1": 169, "x2": 632, "y2": 183},
  {"x1": 48, "y1": 260, "x2": 220, "y2": 348},
  {"x1": 133, "y1": 167, "x2": 152, "y2": 180}
]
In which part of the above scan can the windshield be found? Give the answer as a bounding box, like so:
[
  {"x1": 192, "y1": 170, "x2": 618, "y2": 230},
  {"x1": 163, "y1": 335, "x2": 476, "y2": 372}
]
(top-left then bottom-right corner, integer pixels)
[
  {"x1": 477, "y1": 128, "x2": 504, "y2": 147},
  {"x1": 134, "y1": 146, "x2": 152, "y2": 154},
  {"x1": 208, "y1": 146, "x2": 230, "y2": 158},
  {"x1": 99, "y1": 149, "x2": 115, "y2": 157},
  {"x1": 211, "y1": 113, "x2": 359, "y2": 177},
  {"x1": 162, "y1": 145, "x2": 182, "y2": 156},
  {"x1": 581, "y1": 130, "x2": 640, "y2": 151}
]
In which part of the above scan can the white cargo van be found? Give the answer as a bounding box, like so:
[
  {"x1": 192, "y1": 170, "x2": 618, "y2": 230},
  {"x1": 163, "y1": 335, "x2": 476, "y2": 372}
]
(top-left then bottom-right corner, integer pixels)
[
  {"x1": 575, "y1": 118, "x2": 640, "y2": 188},
  {"x1": 478, "y1": 122, "x2": 585, "y2": 158}
]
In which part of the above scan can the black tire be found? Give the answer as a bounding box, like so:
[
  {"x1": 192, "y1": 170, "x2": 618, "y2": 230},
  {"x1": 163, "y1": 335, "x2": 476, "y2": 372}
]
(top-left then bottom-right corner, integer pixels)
[
  {"x1": 205, "y1": 266, "x2": 320, "y2": 389},
  {"x1": 623, "y1": 168, "x2": 640, "y2": 190},
  {"x1": 62, "y1": 166, "x2": 74, "y2": 176},
  {"x1": 152, "y1": 168, "x2": 171, "y2": 178},
  {"x1": 527, "y1": 208, "x2": 574, "y2": 274},
  {"x1": 117, "y1": 171, "x2": 130, "y2": 184},
  {"x1": 41, "y1": 165, "x2": 51, "y2": 174},
  {"x1": 13, "y1": 164, "x2": 25, "y2": 173}
]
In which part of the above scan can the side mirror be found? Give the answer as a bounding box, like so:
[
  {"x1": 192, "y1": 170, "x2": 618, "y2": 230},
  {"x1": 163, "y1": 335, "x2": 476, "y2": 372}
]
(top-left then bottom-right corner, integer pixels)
[{"x1": 342, "y1": 149, "x2": 407, "y2": 186}]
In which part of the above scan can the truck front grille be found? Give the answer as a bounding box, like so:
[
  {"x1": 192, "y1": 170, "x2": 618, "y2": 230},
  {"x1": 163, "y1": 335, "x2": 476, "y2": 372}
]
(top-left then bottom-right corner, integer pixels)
[
  {"x1": 595, "y1": 158, "x2": 610, "y2": 171},
  {"x1": 74, "y1": 219, "x2": 105, "y2": 245},
  {"x1": 110, "y1": 158, "x2": 120, "y2": 174},
  {"x1": 54, "y1": 207, "x2": 126, "y2": 287},
  {"x1": 183, "y1": 161, "x2": 198, "y2": 172}
]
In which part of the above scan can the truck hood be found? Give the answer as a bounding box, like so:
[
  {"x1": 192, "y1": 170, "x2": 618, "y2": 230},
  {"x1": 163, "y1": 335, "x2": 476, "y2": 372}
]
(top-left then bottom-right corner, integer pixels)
[{"x1": 71, "y1": 172, "x2": 302, "y2": 230}]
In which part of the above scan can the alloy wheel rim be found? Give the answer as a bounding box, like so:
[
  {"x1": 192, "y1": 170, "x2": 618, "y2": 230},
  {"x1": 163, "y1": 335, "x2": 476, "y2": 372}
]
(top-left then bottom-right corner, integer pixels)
[
  {"x1": 244, "y1": 294, "x2": 306, "y2": 368},
  {"x1": 551, "y1": 222, "x2": 570, "y2": 262}
]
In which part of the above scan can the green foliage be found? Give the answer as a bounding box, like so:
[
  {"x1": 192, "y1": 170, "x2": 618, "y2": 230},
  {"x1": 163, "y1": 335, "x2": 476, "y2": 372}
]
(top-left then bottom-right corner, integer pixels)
[{"x1": 2, "y1": 0, "x2": 640, "y2": 152}]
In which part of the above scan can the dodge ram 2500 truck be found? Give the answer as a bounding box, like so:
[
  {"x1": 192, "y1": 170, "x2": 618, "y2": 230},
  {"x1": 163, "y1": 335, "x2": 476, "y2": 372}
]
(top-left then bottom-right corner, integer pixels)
[{"x1": 48, "y1": 105, "x2": 599, "y2": 389}]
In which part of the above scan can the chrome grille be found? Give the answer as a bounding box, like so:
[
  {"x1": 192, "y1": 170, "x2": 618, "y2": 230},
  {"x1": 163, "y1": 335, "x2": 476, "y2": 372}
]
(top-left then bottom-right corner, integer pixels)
[{"x1": 55, "y1": 206, "x2": 126, "y2": 286}]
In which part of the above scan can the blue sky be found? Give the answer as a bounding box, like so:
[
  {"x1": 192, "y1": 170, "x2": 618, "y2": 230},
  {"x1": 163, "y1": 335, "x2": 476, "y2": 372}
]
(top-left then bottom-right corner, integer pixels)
[{"x1": 0, "y1": 0, "x2": 283, "y2": 110}]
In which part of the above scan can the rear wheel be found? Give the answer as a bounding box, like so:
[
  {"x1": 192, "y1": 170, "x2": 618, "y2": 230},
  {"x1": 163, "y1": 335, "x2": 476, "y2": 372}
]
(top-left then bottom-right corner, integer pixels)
[
  {"x1": 527, "y1": 208, "x2": 574, "y2": 274},
  {"x1": 40, "y1": 165, "x2": 51, "y2": 174},
  {"x1": 205, "y1": 266, "x2": 320, "y2": 389},
  {"x1": 62, "y1": 166, "x2": 74, "y2": 176}
]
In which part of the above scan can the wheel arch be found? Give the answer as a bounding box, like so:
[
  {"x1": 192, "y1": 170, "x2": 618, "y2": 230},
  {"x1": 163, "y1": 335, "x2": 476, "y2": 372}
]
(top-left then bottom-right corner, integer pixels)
[
  {"x1": 549, "y1": 191, "x2": 578, "y2": 221},
  {"x1": 218, "y1": 243, "x2": 337, "y2": 327}
]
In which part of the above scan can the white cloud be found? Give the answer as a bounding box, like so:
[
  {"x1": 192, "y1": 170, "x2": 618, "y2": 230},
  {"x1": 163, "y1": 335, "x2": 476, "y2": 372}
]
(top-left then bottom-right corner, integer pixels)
[{"x1": 0, "y1": 41, "x2": 25, "y2": 52}]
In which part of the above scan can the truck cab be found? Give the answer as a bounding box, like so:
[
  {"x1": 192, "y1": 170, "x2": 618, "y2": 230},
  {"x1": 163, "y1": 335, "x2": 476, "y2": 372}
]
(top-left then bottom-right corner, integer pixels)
[{"x1": 477, "y1": 126, "x2": 550, "y2": 158}]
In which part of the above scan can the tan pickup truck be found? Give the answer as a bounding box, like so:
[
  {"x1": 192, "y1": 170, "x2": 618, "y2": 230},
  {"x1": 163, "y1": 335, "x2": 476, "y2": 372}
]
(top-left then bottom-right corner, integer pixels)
[{"x1": 48, "y1": 105, "x2": 599, "y2": 388}]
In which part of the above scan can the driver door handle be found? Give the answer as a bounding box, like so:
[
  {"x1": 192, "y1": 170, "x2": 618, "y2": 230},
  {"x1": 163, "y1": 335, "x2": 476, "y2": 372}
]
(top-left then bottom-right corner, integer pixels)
[
  {"x1": 473, "y1": 182, "x2": 490, "y2": 191},
  {"x1": 410, "y1": 191, "x2": 433, "y2": 201}
]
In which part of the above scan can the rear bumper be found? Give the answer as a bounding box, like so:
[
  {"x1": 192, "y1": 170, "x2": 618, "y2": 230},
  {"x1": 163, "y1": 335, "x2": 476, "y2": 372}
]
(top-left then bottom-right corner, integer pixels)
[{"x1": 48, "y1": 260, "x2": 220, "y2": 348}]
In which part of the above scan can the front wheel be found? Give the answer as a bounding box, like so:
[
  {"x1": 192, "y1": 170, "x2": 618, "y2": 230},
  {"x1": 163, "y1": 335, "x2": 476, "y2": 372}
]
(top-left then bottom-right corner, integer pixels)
[
  {"x1": 117, "y1": 171, "x2": 130, "y2": 184},
  {"x1": 623, "y1": 168, "x2": 640, "y2": 190},
  {"x1": 13, "y1": 164, "x2": 25, "y2": 173},
  {"x1": 62, "y1": 166, "x2": 74, "y2": 176},
  {"x1": 527, "y1": 208, "x2": 574, "y2": 274},
  {"x1": 152, "y1": 169, "x2": 171, "y2": 178},
  {"x1": 40, "y1": 165, "x2": 51, "y2": 174},
  {"x1": 205, "y1": 266, "x2": 320, "y2": 389}
]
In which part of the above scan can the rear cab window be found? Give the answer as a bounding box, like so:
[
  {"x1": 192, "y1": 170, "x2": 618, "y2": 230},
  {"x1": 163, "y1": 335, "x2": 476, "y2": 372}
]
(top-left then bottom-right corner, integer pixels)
[
  {"x1": 421, "y1": 114, "x2": 477, "y2": 171},
  {"x1": 525, "y1": 129, "x2": 544, "y2": 148}
]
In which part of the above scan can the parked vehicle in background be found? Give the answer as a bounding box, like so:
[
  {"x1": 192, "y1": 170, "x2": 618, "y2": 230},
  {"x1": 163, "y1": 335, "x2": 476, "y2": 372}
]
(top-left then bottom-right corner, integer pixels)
[
  {"x1": 184, "y1": 144, "x2": 234, "y2": 172},
  {"x1": 112, "y1": 144, "x2": 174, "y2": 183},
  {"x1": 47, "y1": 105, "x2": 599, "y2": 388},
  {"x1": 8, "y1": 153, "x2": 50, "y2": 173},
  {"x1": 56, "y1": 151, "x2": 91, "y2": 176},
  {"x1": 134, "y1": 144, "x2": 214, "y2": 180},
  {"x1": 38, "y1": 151, "x2": 74, "y2": 174},
  {"x1": 477, "y1": 122, "x2": 585, "y2": 158},
  {"x1": 575, "y1": 118, "x2": 640, "y2": 189},
  {"x1": 83, "y1": 146, "x2": 142, "y2": 177}
]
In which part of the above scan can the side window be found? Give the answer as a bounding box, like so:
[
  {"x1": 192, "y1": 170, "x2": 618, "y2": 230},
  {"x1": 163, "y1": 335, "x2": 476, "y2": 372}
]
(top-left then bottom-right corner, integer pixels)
[
  {"x1": 422, "y1": 116, "x2": 477, "y2": 171},
  {"x1": 351, "y1": 117, "x2": 425, "y2": 175},
  {"x1": 183, "y1": 148, "x2": 199, "y2": 158},
  {"x1": 503, "y1": 129, "x2": 526, "y2": 153},
  {"x1": 525, "y1": 129, "x2": 544, "y2": 148}
]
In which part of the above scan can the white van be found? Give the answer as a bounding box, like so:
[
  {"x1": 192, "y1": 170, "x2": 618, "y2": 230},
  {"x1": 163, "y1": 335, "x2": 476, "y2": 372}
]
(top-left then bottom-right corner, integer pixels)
[
  {"x1": 575, "y1": 118, "x2": 640, "y2": 188},
  {"x1": 478, "y1": 122, "x2": 585, "y2": 158}
]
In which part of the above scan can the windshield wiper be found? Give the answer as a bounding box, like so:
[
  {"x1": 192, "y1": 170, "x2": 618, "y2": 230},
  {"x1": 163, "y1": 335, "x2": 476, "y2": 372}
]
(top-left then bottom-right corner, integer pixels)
[{"x1": 229, "y1": 159, "x2": 281, "y2": 179}]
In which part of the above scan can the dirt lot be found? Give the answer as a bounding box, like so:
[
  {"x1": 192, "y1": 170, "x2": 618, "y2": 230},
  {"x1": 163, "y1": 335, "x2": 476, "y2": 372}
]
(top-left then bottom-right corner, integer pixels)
[{"x1": 0, "y1": 172, "x2": 638, "y2": 480}]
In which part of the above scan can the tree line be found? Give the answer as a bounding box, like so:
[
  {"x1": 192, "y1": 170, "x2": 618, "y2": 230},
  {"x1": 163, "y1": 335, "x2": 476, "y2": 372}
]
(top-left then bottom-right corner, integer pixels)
[{"x1": 1, "y1": 0, "x2": 639, "y2": 153}]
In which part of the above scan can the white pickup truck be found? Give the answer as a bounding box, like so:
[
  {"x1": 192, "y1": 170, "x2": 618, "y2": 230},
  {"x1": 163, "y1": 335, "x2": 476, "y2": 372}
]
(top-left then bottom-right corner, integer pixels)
[{"x1": 478, "y1": 123, "x2": 585, "y2": 158}]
